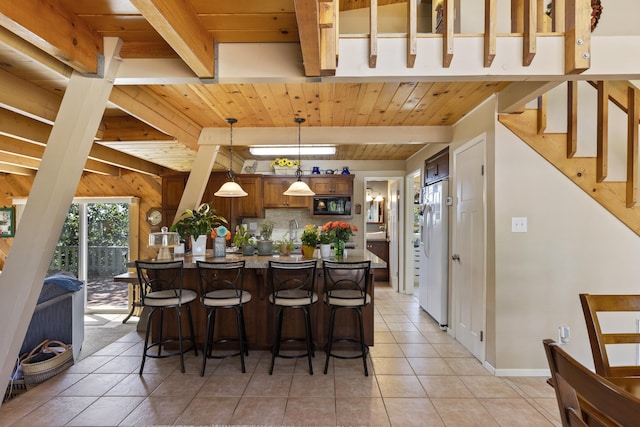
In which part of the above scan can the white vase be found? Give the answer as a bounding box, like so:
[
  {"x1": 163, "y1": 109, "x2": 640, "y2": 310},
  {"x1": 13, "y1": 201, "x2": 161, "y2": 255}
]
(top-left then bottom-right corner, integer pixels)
[
  {"x1": 320, "y1": 243, "x2": 332, "y2": 258},
  {"x1": 191, "y1": 235, "x2": 207, "y2": 255}
]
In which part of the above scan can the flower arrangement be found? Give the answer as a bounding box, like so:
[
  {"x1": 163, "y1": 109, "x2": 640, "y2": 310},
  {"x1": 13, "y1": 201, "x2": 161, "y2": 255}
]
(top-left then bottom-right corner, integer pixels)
[
  {"x1": 319, "y1": 231, "x2": 333, "y2": 245},
  {"x1": 171, "y1": 202, "x2": 227, "y2": 239},
  {"x1": 322, "y1": 221, "x2": 358, "y2": 243},
  {"x1": 300, "y1": 224, "x2": 319, "y2": 247},
  {"x1": 270, "y1": 158, "x2": 299, "y2": 168},
  {"x1": 211, "y1": 225, "x2": 231, "y2": 241}
]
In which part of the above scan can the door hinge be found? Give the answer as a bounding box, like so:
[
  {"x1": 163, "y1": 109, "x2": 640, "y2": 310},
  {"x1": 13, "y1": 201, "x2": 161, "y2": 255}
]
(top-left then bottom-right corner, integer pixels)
[
  {"x1": 480, "y1": 331, "x2": 484, "y2": 342},
  {"x1": 481, "y1": 165, "x2": 484, "y2": 176}
]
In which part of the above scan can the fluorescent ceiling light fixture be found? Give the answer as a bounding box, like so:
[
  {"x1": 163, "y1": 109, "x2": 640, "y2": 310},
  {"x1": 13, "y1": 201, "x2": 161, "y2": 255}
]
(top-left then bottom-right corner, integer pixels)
[{"x1": 249, "y1": 145, "x2": 336, "y2": 156}]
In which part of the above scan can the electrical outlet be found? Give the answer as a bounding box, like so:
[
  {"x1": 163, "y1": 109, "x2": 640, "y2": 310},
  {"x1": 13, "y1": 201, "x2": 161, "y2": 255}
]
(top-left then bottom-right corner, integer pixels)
[
  {"x1": 559, "y1": 326, "x2": 570, "y2": 344},
  {"x1": 512, "y1": 217, "x2": 528, "y2": 233}
]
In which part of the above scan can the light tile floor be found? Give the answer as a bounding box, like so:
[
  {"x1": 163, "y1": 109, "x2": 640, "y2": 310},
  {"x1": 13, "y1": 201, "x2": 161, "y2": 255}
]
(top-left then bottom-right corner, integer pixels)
[{"x1": 1, "y1": 286, "x2": 561, "y2": 426}]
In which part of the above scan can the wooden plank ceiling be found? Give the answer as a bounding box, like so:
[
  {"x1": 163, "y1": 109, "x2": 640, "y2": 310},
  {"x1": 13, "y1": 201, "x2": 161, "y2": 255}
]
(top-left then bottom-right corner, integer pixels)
[{"x1": 0, "y1": 0, "x2": 508, "y2": 176}]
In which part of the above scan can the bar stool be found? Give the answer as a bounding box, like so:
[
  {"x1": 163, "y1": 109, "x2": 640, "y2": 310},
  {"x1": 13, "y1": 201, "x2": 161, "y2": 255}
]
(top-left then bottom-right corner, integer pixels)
[
  {"x1": 135, "y1": 260, "x2": 197, "y2": 375},
  {"x1": 268, "y1": 260, "x2": 318, "y2": 375},
  {"x1": 196, "y1": 260, "x2": 251, "y2": 376},
  {"x1": 322, "y1": 260, "x2": 371, "y2": 376}
]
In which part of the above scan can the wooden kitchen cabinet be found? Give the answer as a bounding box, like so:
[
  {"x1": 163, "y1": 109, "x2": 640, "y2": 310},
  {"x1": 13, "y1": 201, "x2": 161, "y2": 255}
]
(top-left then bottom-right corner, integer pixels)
[
  {"x1": 366, "y1": 239, "x2": 389, "y2": 281},
  {"x1": 262, "y1": 176, "x2": 311, "y2": 208},
  {"x1": 310, "y1": 175, "x2": 353, "y2": 195},
  {"x1": 202, "y1": 172, "x2": 232, "y2": 222},
  {"x1": 233, "y1": 175, "x2": 263, "y2": 218},
  {"x1": 424, "y1": 148, "x2": 449, "y2": 185},
  {"x1": 162, "y1": 174, "x2": 187, "y2": 226}
]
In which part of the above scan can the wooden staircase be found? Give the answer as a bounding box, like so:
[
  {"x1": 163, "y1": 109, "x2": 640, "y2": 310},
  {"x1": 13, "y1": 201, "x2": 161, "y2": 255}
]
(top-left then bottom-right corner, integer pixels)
[{"x1": 499, "y1": 80, "x2": 640, "y2": 236}]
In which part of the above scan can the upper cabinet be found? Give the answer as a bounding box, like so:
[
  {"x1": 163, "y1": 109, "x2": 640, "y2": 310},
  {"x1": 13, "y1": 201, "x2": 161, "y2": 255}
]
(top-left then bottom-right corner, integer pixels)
[
  {"x1": 262, "y1": 176, "x2": 311, "y2": 208},
  {"x1": 424, "y1": 148, "x2": 449, "y2": 185},
  {"x1": 234, "y1": 175, "x2": 263, "y2": 218},
  {"x1": 310, "y1": 175, "x2": 354, "y2": 195}
]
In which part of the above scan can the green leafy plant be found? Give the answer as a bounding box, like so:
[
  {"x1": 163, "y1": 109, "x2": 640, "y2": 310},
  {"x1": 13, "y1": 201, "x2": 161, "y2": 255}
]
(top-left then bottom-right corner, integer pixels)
[
  {"x1": 233, "y1": 225, "x2": 254, "y2": 247},
  {"x1": 300, "y1": 225, "x2": 319, "y2": 247},
  {"x1": 259, "y1": 221, "x2": 275, "y2": 240},
  {"x1": 170, "y1": 203, "x2": 227, "y2": 239},
  {"x1": 276, "y1": 231, "x2": 295, "y2": 254},
  {"x1": 319, "y1": 231, "x2": 333, "y2": 245}
]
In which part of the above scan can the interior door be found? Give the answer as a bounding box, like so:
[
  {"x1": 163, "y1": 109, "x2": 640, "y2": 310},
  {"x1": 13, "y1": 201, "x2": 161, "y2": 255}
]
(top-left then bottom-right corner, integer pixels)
[{"x1": 452, "y1": 138, "x2": 486, "y2": 361}]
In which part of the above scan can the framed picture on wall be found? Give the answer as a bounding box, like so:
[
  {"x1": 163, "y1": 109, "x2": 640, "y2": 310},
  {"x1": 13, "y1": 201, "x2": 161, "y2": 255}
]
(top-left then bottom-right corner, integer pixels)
[{"x1": 0, "y1": 206, "x2": 15, "y2": 238}]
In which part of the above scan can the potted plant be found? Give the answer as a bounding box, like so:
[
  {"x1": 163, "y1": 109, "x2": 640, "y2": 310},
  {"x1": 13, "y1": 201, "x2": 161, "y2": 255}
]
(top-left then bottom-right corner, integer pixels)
[
  {"x1": 233, "y1": 225, "x2": 255, "y2": 256},
  {"x1": 276, "y1": 231, "x2": 295, "y2": 256},
  {"x1": 319, "y1": 230, "x2": 333, "y2": 258},
  {"x1": 170, "y1": 203, "x2": 227, "y2": 255},
  {"x1": 256, "y1": 221, "x2": 275, "y2": 255},
  {"x1": 300, "y1": 225, "x2": 319, "y2": 259}
]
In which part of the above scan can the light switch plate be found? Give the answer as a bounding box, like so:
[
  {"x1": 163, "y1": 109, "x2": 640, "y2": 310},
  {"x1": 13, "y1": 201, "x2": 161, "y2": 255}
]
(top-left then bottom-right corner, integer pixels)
[{"x1": 512, "y1": 217, "x2": 527, "y2": 233}]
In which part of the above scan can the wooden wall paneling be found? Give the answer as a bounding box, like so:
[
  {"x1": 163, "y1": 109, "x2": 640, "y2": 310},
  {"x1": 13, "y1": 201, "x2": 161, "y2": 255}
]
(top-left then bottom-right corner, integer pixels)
[{"x1": 0, "y1": 171, "x2": 162, "y2": 269}]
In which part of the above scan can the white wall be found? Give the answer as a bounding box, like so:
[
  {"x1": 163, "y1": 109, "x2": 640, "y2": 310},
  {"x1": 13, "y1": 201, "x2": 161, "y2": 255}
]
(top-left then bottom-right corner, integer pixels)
[{"x1": 493, "y1": 116, "x2": 640, "y2": 371}]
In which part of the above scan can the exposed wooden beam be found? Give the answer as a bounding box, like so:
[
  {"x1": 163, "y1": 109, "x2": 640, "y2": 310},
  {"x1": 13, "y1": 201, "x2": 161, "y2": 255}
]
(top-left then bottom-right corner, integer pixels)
[
  {"x1": 442, "y1": 0, "x2": 454, "y2": 68},
  {"x1": 0, "y1": 162, "x2": 35, "y2": 176},
  {"x1": 98, "y1": 116, "x2": 174, "y2": 142},
  {"x1": 109, "y1": 86, "x2": 201, "y2": 150},
  {"x1": 564, "y1": 0, "x2": 590, "y2": 74},
  {"x1": 522, "y1": 0, "x2": 536, "y2": 66},
  {"x1": 596, "y1": 81, "x2": 608, "y2": 182},
  {"x1": 130, "y1": 0, "x2": 214, "y2": 78},
  {"x1": 0, "y1": 27, "x2": 72, "y2": 78},
  {"x1": 0, "y1": 108, "x2": 165, "y2": 176},
  {"x1": 484, "y1": 0, "x2": 496, "y2": 67},
  {"x1": 0, "y1": 68, "x2": 62, "y2": 124},
  {"x1": 627, "y1": 86, "x2": 639, "y2": 207},
  {"x1": 295, "y1": 0, "x2": 321, "y2": 76},
  {"x1": 0, "y1": 0, "x2": 102, "y2": 75}
]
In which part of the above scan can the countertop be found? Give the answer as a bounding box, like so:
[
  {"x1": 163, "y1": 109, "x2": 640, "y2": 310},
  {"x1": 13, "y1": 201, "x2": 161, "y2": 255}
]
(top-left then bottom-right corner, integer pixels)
[{"x1": 140, "y1": 249, "x2": 386, "y2": 269}]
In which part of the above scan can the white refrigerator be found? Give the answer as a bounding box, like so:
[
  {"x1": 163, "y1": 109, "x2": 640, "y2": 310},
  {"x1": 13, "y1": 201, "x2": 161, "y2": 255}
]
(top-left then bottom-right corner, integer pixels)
[{"x1": 418, "y1": 179, "x2": 449, "y2": 328}]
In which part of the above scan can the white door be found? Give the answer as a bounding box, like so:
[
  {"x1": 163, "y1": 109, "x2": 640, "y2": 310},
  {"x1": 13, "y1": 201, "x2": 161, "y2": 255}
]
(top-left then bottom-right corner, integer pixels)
[
  {"x1": 388, "y1": 180, "x2": 400, "y2": 292},
  {"x1": 452, "y1": 137, "x2": 486, "y2": 361}
]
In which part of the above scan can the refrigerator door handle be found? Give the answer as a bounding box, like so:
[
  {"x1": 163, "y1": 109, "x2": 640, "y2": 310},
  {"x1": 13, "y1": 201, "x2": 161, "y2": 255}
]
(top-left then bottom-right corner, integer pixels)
[{"x1": 423, "y1": 204, "x2": 432, "y2": 257}]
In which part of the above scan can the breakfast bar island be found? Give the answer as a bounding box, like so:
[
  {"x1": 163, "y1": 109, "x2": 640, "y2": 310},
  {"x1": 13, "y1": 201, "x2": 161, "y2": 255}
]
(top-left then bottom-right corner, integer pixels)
[{"x1": 140, "y1": 249, "x2": 386, "y2": 351}]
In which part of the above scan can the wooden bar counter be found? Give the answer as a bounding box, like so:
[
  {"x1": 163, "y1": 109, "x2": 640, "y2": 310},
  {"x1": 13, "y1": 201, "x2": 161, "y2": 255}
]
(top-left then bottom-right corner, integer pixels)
[{"x1": 142, "y1": 249, "x2": 386, "y2": 351}]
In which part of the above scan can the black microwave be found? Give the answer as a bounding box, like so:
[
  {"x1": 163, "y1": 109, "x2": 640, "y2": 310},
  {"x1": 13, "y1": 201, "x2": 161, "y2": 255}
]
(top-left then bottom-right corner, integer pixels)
[{"x1": 312, "y1": 196, "x2": 351, "y2": 216}]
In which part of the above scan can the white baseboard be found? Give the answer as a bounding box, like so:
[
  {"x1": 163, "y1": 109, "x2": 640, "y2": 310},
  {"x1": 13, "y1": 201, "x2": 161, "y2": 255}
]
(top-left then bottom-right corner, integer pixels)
[{"x1": 483, "y1": 360, "x2": 550, "y2": 376}]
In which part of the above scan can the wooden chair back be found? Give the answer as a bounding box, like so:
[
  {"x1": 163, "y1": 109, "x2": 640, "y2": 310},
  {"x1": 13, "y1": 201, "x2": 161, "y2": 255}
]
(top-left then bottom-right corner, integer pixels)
[
  {"x1": 543, "y1": 339, "x2": 640, "y2": 427},
  {"x1": 579, "y1": 293, "x2": 640, "y2": 377}
]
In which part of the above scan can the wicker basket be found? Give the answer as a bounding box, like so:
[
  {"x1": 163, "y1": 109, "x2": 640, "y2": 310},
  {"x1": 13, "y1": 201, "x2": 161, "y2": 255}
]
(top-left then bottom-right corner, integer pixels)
[
  {"x1": 3, "y1": 379, "x2": 27, "y2": 403},
  {"x1": 21, "y1": 340, "x2": 74, "y2": 386}
]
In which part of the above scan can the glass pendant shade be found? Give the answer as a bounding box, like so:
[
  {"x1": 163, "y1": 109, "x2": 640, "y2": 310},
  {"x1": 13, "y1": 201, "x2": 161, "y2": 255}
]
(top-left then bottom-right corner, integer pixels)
[
  {"x1": 214, "y1": 117, "x2": 247, "y2": 197},
  {"x1": 284, "y1": 117, "x2": 315, "y2": 197},
  {"x1": 284, "y1": 180, "x2": 315, "y2": 196},
  {"x1": 215, "y1": 181, "x2": 248, "y2": 197}
]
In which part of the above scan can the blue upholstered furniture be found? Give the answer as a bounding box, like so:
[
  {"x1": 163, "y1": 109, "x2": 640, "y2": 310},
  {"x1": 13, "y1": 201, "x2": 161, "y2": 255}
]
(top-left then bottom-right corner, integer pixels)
[{"x1": 19, "y1": 274, "x2": 85, "y2": 361}]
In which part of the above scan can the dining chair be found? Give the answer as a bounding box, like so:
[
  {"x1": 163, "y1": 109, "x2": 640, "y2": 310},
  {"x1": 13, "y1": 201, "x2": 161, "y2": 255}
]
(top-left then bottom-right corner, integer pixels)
[
  {"x1": 267, "y1": 260, "x2": 318, "y2": 375},
  {"x1": 135, "y1": 260, "x2": 197, "y2": 375},
  {"x1": 322, "y1": 260, "x2": 371, "y2": 376},
  {"x1": 543, "y1": 338, "x2": 640, "y2": 427},
  {"x1": 579, "y1": 293, "x2": 640, "y2": 377},
  {"x1": 196, "y1": 260, "x2": 251, "y2": 376}
]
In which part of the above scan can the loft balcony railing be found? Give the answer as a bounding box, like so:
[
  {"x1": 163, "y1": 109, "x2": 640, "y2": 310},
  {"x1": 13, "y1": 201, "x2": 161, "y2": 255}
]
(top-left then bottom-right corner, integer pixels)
[{"x1": 310, "y1": 0, "x2": 592, "y2": 76}]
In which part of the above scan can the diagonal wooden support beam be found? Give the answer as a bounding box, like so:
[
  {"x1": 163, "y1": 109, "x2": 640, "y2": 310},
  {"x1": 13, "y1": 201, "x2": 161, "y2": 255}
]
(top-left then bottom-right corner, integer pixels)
[
  {"x1": 0, "y1": 0, "x2": 103, "y2": 75},
  {"x1": 0, "y1": 37, "x2": 122, "y2": 404},
  {"x1": 627, "y1": 87, "x2": 639, "y2": 207}
]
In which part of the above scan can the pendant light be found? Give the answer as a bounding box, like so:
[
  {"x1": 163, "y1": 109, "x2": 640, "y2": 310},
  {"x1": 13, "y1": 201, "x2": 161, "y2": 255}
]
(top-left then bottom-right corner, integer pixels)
[
  {"x1": 214, "y1": 118, "x2": 248, "y2": 197},
  {"x1": 284, "y1": 117, "x2": 316, "y2": 197}
]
